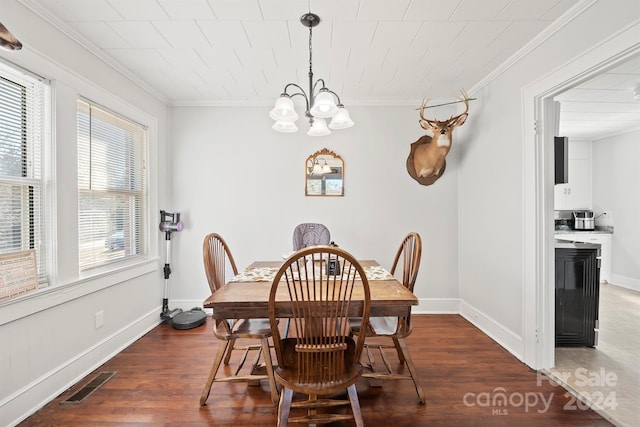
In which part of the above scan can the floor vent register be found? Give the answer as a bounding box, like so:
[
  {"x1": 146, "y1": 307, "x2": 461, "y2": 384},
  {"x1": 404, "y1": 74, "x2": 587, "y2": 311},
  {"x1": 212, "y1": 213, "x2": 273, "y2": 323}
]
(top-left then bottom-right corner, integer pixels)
[{"x1": 61, "y1": 371, "x2": 117, "y2": 404}]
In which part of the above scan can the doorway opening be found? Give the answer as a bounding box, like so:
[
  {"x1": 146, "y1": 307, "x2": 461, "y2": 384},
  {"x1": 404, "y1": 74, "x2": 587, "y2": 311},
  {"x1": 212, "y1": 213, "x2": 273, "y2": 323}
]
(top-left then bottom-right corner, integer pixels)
[{"x1": 524, "y1": 35, "x2": 640, "y2": 427}]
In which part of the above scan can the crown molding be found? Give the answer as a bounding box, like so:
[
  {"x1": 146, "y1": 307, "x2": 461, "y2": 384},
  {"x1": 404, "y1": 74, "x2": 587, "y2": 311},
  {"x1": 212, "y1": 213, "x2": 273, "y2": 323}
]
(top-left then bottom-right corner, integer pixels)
[
  {"x1": 17, "y1": 0, "x2": 169, "y2": 106},
  {"x1": 469, "y1": 0, "x2": 598, "y2": 96},
  {"x1": 169, "y1": 98, "x2": 446, "y2": 108}
]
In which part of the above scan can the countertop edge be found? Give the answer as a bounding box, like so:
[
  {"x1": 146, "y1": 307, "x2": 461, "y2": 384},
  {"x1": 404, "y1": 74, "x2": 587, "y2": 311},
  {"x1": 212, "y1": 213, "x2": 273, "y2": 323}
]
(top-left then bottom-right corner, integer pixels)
[{"x1": 554, "y1": 230, "x2": 613, "y2": 235}]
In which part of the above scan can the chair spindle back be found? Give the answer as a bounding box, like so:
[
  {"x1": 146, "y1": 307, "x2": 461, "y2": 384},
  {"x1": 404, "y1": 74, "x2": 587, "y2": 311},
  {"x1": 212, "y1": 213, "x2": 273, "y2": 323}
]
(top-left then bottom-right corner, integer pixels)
[{"x1": 269, "y1": 246, "x2": 370, "y2": 385}]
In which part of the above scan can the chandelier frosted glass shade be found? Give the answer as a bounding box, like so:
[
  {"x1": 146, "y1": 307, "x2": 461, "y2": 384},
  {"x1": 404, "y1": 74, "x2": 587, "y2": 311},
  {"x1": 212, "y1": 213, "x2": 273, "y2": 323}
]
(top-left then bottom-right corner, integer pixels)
[
  {"x1": 307, "y1": 118, "x2": 330, "y2": 136},
  {"x1": 309, "y1": 90, "x2": 339, "y2": 118},
  {"x1": 312, "y1": 161, "x2": 323, "y2": 174},
  {"x1": 269, "y1": 95, "x2": 299, "y2": 121},
  {"x1": 272, "y1": 120, "x2": 298, "y2": 133},
  {"x1": 328, "y1": 106, "x2": 354, "y2": 129},
  {"x1": 321, "y1": 160, "x2": 332, "y2": 174}
]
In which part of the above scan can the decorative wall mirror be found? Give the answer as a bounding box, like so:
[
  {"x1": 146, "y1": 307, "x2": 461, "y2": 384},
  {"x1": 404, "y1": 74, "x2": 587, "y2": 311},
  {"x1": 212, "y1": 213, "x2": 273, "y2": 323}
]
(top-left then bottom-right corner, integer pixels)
[{"x1": 305, "y1": 148, "x2": 344, "y2": 196}]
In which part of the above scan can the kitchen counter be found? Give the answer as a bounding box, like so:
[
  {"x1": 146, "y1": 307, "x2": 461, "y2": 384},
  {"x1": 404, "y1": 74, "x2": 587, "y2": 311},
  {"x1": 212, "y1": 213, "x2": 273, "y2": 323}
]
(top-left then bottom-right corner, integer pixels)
[{"x1": 554, "y1": 226, "x2": 613, "y2": 235}]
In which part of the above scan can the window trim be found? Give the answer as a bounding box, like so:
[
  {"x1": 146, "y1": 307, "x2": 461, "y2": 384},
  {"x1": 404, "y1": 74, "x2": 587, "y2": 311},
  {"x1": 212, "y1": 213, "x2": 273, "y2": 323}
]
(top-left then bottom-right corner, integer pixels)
[
  {"x1": 0, "y1": 51, "x2": 161, "y2": 321},
  {"x1": 77, "y1": 97, "x2": 149, "y2": 271},
  {"x1": 0, "y1": 58, "x2": 50, "y2": 288}
]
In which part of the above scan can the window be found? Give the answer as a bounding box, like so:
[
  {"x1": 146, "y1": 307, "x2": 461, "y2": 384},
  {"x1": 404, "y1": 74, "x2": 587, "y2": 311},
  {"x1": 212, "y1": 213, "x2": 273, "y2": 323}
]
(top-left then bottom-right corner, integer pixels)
[
  {"x1": 0, "y1": 61, "x2": 48, "y2": 285},
  {"x1": 77, "y1": 99, "x2": 147, "y2": 271}
]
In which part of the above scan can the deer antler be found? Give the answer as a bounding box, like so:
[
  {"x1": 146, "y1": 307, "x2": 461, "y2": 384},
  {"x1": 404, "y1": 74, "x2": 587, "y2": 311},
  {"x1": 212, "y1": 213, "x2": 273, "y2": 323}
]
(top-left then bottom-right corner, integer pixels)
[
  {"x1": 418, "y1": 98, "x2": 431, "y2": 123},
  {"x1": 456, "y1": 89, "x2": 470, "y2": 116},
  {"x1": 443, "y1": 89, "x2": 470, "y2": 125},
  {"x1": 419, "y1": 89, "x2": 471, "y2": 128}
]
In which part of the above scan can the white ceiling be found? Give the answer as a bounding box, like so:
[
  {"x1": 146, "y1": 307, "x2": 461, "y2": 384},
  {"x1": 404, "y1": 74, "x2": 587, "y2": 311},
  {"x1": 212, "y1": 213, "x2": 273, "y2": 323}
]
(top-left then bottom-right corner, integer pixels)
[
  {"x1": 16, "y1": 0, "x2": 640, "y2": 140},
  {"x1": 554, "y1": 55, "x2": 640, "y2": 141}
]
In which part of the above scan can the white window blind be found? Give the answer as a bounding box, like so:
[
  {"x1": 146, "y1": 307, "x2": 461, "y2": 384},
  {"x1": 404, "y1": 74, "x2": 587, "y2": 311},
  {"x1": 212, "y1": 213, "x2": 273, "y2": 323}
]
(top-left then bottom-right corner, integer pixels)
[
  {"x1": 77, "y1": 99, "x2": 147, "y2": 271},
  {"x1": 0, "y1": 61, "x2": 47, "y2": 285}
]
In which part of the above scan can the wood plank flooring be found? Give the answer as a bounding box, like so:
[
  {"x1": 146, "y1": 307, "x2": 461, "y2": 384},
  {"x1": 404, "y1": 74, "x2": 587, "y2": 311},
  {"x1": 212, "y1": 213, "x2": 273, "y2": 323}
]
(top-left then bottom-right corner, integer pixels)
[{"x1": 20, "y1": 314, "x2": 613, "y2": 426}]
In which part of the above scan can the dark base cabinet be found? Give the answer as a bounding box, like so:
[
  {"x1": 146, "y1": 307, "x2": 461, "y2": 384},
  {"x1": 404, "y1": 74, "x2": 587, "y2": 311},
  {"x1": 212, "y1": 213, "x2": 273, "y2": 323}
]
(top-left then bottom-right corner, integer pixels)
[{"x1": 555, "y1": 246, "x2": 600, "y2": 347}]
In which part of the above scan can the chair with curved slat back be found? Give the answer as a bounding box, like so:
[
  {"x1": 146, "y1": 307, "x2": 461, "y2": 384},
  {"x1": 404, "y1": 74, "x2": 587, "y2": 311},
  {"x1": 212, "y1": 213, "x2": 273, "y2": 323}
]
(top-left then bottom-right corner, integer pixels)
[
  {"x1": 350, "y1": 232, "x2": 426, "y2": 404},
  {"x1": 287, "y1": 223, "x2": 332, "y2": 338},
  {"x1": 199, "y1": 233, "x2": 278, "y2": 406},
  {"x1": 269, "y1": 246, "x2": 371, "y2": 427}
]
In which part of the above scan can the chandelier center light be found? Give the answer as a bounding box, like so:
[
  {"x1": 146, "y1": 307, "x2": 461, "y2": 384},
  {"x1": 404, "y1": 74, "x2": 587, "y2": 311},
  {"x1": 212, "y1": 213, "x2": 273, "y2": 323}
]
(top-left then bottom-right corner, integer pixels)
[{"x1": 269, "y1": 13, "x2": 354, "y2": 136}]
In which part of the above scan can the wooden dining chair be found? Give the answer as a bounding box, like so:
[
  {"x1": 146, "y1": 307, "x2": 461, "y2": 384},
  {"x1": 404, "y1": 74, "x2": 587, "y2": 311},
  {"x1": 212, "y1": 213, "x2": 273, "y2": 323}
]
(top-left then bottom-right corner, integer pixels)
[
  {"x1": 269, "y1": 246, "x2": 371, "y2": 426},
  {"x1": 350, "y1": 232, "x2": 426, "y2": 404},
  {"x1": 199, "y1": 233, "x2": 279, "y2": 406},
  {"x1": 286, "y1": 223, "x2": 332, "y2": 337}
]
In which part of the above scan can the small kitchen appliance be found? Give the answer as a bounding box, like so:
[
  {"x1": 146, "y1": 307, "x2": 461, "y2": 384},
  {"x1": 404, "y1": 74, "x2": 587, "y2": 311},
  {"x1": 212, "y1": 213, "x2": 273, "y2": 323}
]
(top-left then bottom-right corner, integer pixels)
[{"x1": 573, "y1": 210, "x2": 595, "y2": 230}]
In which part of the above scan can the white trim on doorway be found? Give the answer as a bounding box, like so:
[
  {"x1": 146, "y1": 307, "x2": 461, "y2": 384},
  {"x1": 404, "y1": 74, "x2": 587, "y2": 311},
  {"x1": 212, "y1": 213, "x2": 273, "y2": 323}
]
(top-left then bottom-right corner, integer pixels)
[{"x1": 522, "y1": 22, "x2": 640, "y2": 370}]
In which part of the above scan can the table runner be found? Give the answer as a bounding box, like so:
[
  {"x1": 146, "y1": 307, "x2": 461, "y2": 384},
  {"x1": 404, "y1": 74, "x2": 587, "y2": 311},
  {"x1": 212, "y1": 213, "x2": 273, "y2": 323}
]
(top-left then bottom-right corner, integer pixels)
[{"x1": 229, "y1": 265, "x2": 394, "y2": 283}]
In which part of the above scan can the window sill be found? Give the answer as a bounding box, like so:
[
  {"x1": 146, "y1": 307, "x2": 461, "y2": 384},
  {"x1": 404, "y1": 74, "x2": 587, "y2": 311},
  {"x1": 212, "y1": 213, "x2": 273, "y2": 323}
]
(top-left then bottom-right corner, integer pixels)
[{"x1": 0, "y1": 257, "x2": 160, "y2": 326}]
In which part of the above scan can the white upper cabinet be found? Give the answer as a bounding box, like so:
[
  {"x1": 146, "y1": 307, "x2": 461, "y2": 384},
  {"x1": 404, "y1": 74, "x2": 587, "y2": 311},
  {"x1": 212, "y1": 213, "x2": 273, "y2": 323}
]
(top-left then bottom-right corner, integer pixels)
[{"x1": 554, "y1": 140, "x2": 592, "y2": 210}]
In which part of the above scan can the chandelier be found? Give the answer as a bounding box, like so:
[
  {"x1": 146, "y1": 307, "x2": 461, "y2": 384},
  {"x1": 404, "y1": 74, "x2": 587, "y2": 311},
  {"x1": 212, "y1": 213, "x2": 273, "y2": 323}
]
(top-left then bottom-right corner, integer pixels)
[
  {"x1": 269, "y1": 13, "x2": 353, "y2": 136},
  {"x1": 308, "y1": 158, "x2": 333, "y2": 175}
]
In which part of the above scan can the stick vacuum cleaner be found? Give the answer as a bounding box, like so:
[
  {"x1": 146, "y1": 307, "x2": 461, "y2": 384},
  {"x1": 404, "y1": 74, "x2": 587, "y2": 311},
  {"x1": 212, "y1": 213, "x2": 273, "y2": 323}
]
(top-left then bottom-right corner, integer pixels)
[
  {"x1": 159, "y1": 210, "x2": 183, "y2": 322},
  {"x1": 159, "y1": 210, "x2": 207, "y2": 329}
]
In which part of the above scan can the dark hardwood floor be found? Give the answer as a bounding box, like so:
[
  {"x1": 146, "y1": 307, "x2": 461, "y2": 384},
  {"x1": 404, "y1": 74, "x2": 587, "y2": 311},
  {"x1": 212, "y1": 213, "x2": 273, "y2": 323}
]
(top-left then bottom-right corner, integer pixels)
[{"x1": 20, "y1": 314, "x2": 612, "y2": 426}]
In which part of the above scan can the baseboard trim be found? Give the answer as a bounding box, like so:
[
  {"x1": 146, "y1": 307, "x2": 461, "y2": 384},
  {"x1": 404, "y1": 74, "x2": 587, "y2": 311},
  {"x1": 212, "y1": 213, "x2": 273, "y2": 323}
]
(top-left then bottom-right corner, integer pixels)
[
  {"x1": 609, "y1": 274, "x2": 640, "y2": 292},
  {"x1": 4, "y1": 307, "x2": 162, "y2": 427},
  {"x1": 459, "y1": 300, "x2": 524, "y2": 361}
]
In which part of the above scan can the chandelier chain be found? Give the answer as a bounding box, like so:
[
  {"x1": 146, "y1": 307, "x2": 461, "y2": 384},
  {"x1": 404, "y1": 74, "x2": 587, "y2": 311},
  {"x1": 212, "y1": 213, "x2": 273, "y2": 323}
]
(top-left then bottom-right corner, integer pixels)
[{"x1": 308, "y1": 25, "x2": 313, "y2": 75}]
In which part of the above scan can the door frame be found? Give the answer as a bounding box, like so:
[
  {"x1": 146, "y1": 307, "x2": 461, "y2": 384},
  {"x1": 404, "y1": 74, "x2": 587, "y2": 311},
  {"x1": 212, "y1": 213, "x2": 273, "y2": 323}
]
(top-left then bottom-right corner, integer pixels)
[{"x1": 522, "y1": 25, "x2": 640, "y2": 369}]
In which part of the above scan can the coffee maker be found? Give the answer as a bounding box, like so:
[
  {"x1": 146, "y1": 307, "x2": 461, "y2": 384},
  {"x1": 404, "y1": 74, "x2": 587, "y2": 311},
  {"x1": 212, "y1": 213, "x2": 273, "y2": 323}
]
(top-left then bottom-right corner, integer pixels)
[{"x1": 573, "y1": 210, "x2": 595, "y2": 230}]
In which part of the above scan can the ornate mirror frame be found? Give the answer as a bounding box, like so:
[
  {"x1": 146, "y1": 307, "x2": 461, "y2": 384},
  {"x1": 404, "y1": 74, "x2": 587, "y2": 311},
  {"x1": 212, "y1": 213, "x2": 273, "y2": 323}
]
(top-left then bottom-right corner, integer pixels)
[{"x1": 305, "y1": 148, "x2": 344, "y2": 196}]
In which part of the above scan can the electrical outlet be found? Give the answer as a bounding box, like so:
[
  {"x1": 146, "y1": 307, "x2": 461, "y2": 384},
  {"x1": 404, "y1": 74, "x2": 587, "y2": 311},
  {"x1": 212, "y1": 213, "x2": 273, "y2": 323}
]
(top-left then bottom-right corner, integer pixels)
[{"x1": 95, "y1": 310, "x2": 104, "y2": 329}]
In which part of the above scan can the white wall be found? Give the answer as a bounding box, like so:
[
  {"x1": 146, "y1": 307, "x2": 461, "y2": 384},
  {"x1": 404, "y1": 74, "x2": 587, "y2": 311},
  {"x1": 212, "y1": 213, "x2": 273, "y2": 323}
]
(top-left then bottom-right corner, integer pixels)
[
  {"x1": 169, "y1": 106, "x2": 461, "y2": 312},
  {"x1": 458, "y1": 0, "x2": 640, "y2": 360},
  {"x1": 457, "y1": 85, "x2": 526, "y2": 354},
  {"x1": 0, "y1": 2, "x2": 170, "y2": 425},
  {"x1": 593, "y1": 130, "x2": 640, "y2": 290}
]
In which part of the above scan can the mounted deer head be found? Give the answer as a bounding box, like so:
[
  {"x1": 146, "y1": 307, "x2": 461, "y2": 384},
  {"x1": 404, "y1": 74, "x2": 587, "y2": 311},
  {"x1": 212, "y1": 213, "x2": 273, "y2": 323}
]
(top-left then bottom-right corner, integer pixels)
[
  {"x1": 0, "y1": 22, "x2": 22, "y2": 51},
  {"x1": 406, "y1": 90, "x2": 470, "y2": 185}
]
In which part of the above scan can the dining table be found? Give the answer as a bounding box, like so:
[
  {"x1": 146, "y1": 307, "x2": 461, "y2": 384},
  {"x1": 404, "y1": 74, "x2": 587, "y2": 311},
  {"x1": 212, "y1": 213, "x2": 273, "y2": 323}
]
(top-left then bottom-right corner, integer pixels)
[{"x1": 203, "y1": 259, "x2": 418, "y2": 319}]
